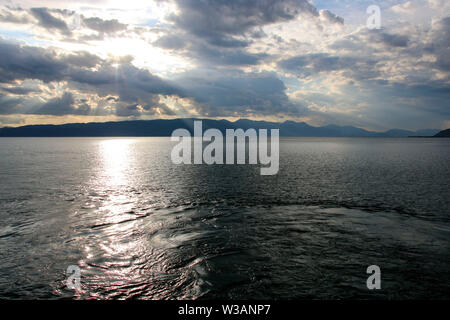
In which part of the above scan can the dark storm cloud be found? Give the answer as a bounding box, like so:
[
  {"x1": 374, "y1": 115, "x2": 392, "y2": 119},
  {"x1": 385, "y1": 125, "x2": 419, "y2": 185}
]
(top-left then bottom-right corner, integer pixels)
[
  {"x1": 153, "y1": 0, "x2": 327, "y2": 70},
  {"x1": 153, "y1": 0, "x2": 342, "y2": 67},
  {"x1": 378, "y1": 32, "x2": 409, "y2": 47},
  {"x1": 0, "y1": 40, "x2": 185, "y2": 115},
  {"x1": 61, "y1": 51, "x2": 103, "y2": 68},
  {"x1": 154, "y1": 32, "x2": 265, "y2": 66},
  {"x1": 204, "y1": 36, "x2": 250, "y2": 48},
  {"x1": 189, "y1": 42, "x2": 266, "y2": 66},
  {"x1": 153, "y1": 34, "x2": 187, "y2": 50},
  {"x1": 30, "y1": 7, "x2": 71, "y2": 35},
  {"x1": 0, "y1": 41, "x2": 113, "y2": 83},
  {"x1": 115, "y1": 103, "x2": 141, "y2": 117},
  {"x1": 165, "y1": 0, "x2": 318, "y2": 42},
  {"x1": 32, "y1": 92, "x2": 90, "y2": 115},
  {"x1": 0, "y1": 40, "x2": 67, "y2": 83},
  {"x1": 279, "y1": 53, "x2": 343, "y2": 72},
  {"x1": 0, "y1": 90, "x2": 89, "y2": 116},
  {"x1": 68, "y1": 63, "x2": 182, "y2": 99},
  {"x1": 174, "y1": 70, "x2": 305, "y2": 116}
]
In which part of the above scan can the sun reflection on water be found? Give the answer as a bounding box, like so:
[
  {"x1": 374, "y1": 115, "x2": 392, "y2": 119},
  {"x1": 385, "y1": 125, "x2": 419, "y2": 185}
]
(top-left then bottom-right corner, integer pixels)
[
  {"x1": 74, "y1": 138, "x2": 206, "y2": 299},
  {"x1": 99, "y1": 139, "x2": 135, "y2": 186},
  {"x1": 76, "y1": 138, "x2": 145, "y2": 297},
  {"x1": 95, "y1": 138, "x2": 139, "y2": 229}
]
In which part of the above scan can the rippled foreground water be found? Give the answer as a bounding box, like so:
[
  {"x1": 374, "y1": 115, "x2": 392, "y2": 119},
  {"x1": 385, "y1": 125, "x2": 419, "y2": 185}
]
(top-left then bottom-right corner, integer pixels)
[{"x1": 0, "y1": 137, "x2": 449, "y2": 299}]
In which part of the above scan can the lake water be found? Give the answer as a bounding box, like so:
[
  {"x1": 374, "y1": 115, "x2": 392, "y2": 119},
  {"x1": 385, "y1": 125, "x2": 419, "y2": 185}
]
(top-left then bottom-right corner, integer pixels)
[{"x1": 0, "y1": 137, "x2": 449, "y2": 299}]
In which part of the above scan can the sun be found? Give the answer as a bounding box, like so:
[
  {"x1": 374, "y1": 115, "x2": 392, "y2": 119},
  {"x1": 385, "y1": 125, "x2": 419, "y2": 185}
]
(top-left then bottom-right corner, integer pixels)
[{"x1": 91, "y1": 37, "x2": 191, "y2": 75}]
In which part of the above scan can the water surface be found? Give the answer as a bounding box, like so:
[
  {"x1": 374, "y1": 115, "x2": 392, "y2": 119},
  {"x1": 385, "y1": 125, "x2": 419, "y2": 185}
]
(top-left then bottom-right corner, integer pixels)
[{"x1": 0, "y1": 137, "x2": 449, "y2": 299}]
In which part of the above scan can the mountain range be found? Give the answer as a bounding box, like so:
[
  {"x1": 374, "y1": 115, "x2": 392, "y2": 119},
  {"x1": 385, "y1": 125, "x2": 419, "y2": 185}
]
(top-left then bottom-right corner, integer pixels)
[
  {"x1": 434, "y1": 129, "x2": 450, "y2": 137},
  {"x1": 0, "y1": 119, "x2": 442, "y2": 137}
]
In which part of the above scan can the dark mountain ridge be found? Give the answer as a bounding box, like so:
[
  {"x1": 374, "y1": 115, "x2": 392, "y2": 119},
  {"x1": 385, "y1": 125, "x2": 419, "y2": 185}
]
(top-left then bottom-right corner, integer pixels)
[
  {"x1": 434, "y1": 129, "x2": 450, "y2": 137},
  {"x1": 0, "y1": 118, "x2": 441, "y2": 137}
]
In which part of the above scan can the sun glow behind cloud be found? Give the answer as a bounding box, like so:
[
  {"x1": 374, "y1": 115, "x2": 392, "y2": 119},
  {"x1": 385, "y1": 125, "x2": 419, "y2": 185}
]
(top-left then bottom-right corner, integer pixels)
[{"x1": 91, "y1": 38, "x2": 191, "y2": 75}]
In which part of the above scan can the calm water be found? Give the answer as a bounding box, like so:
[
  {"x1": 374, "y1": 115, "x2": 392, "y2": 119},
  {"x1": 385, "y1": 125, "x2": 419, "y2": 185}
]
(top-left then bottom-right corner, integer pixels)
[{"x1": 0, "y1": 137, "x2": 449, "y2": 299}]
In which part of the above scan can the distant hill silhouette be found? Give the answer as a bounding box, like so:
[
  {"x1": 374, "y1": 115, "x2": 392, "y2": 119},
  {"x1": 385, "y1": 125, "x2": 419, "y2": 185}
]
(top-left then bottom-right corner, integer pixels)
[
  {"x1": 434, "y1": 129, "x2": 450, "y2": 137},
  {"x1": 0, "y1": 119, "x2": 440, "y2": 137}
]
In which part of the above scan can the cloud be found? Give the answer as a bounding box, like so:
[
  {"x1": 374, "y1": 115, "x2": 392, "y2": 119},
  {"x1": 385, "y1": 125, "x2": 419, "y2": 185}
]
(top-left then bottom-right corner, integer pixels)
[
  {"x1": 278, "y1": 53, "x2": 379, "y2": 81},
  {"x1": 165, "y1": 0, "x2": 319, "y2": 46},
  {"x1": 60, "y1": 51, "x2": 102, "y2": 68},
  {"x1": 32, "y1": 92, "x2": 90, "y2": 115},
  {"x1": 0, "y1": 7, "x2": 32, "y2": 24},
  {"x1": 187, "y1": 41, "x2": 267, "y2": 66},
  {"x1": 0, "y1": 39, "x2": 185, "y2": 116},
  {"x1": 429, "y1": 17, "x2": 450, "y2": 71},
  {"x1": 154, "y1": 31, "x2": 266, "y2": 66},
  {"x1": 0, "y1": 6, "x2": 129, "y2": 43},
  {"x1": 0, "y1": 85, "x2": 41, "y2": 95},
  {"x1": 153, "y1": 34, "x2": 186, "y2": 50},
  {"x1": 378, "y1": 32, "x2": 410, "y2": 47},
  {"x1": 29, "y1": 7, "x2": 71, "y2": 35},
  {"x1": 319, "y1": 10, "x2": 344, "y2": 25},
  {"x1": 274, "y1": 9, "x2": 450, "y2": 130},
  {"x1": 82, "y1": 16, "x2": 127, "y2": 34},
  {"x1": 0, "y1": 93, "x2": 23, "y2": 115},
  {"x1": 152, "y1": 0, "x2": 337, "y2": 68},
  {"x1": 391, "y1": 1, "x2": 417, "y2": 14},
  {"x1": 0, "y1": 40, "x2": 68, "y2": 83},
  {"x1": 173, "y1": 69, "x2": 305, "y2": 117},
  {"x1": 0, "y1": 114, "x2": 25, "y2": 125}
]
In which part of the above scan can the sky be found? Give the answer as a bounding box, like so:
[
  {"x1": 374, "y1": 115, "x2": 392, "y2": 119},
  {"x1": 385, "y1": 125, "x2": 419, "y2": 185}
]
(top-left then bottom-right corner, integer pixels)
[{"x1": 0, "y1": 0, "x2": 449, "y2": 131}]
